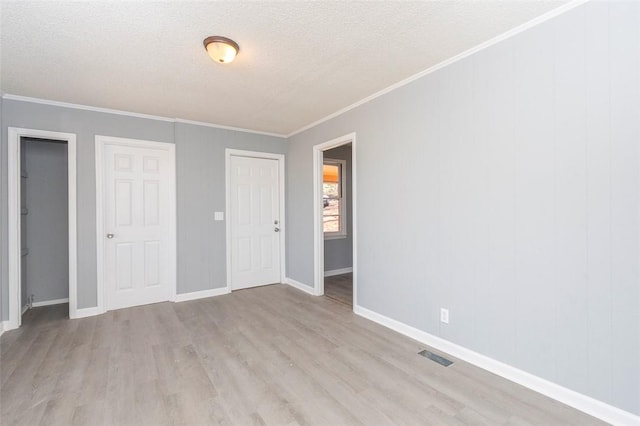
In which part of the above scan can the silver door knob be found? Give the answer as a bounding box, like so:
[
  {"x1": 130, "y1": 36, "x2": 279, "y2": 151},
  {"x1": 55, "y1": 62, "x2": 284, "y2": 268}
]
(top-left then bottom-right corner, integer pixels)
[
  {"x1": 106, "y1": 233, "x2": 115, "y2": 239},
  {"x1": 274, "y1": 227, "x2": 280, "y2": 232}
]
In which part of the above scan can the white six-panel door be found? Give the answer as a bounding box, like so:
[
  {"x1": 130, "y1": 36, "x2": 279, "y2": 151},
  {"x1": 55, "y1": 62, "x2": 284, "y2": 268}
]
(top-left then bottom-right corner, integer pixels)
[
  {"x1": 101, "y1": 141, "x2": 173, "y2": 310},
  {"x1": 229, "y1": 154, "x2": 282, "y2": 290}
]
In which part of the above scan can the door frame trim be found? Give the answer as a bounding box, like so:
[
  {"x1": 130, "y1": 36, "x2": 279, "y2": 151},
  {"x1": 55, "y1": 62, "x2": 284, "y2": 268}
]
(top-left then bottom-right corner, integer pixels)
[
  {"x1": 95, "y1": 135, "x2": 177, "y2": 313},
  {"x1": 313, "y1": 133, "x2": 357, "y2": 306},
  {"x1": 7, "y1": 127, "x2": 78, "y2": 329},
  {"x1": 225, "y1": 149, "x2": 286, "y2": 292}
]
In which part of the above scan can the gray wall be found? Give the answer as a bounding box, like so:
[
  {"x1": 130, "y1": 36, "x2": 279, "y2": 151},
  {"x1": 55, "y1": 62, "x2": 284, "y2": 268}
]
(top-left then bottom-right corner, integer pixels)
[
  {"x1": 22, "y1": 139, "x2": 69, "y2": 304},
  {"x1": 287, "y1": 1, "x2": 639, "y2": 415},
  {"x1": 323, "y1": 144, "x2": 353, "y2": 272},
  {"x1": 0, "y1": 100, "x2": 175, "y2": 311},
  {"x1": 175, "y1": 122, "x2": 288, "y2": 294},
  {"x1": 0, "y1": 101, "x2": 287, "y2": 314}
]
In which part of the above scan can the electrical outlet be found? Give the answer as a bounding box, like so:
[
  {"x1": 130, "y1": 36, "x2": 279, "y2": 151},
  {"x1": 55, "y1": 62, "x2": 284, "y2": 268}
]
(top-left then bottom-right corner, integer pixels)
[{"x1": 440, "y1": 308, "x2": 449, "y2": 324}]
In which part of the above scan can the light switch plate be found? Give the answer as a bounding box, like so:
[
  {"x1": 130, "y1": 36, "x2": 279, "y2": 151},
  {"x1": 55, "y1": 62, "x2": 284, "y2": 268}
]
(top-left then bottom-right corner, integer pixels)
[{"x1": 214, "y1": 212, "x2": 224, "y2": 221}]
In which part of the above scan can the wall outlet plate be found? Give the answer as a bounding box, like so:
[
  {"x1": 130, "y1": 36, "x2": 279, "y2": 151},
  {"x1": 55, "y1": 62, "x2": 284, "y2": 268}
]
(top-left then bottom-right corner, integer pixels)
[
  {"x1": 440, "y1": 308, "x2": 449, "y2": 324},
  {"x1": 214, "y1": 212, "x2": 224, "y2": 221}
]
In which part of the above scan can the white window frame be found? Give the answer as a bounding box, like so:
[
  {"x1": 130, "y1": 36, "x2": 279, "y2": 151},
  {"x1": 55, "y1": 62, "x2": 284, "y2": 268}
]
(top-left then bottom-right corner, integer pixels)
[{"x1": 323, "y1": 158, "x2": 347, "y2": 240}]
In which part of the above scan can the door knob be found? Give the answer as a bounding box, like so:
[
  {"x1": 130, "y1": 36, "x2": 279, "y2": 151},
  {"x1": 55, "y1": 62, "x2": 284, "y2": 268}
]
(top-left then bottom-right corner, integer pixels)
[
  {"x1": 274, "y1": 227, "x2": 280, "y2": 232},
  {"x1": 106, "y1": 233, "x2": 115, "y2": 239}
]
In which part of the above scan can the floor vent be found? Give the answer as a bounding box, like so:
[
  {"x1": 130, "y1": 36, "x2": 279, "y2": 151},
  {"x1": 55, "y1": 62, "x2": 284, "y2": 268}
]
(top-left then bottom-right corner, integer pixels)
[{"x1": 418, "y1": 349, "x2": 453, "y2": 367}]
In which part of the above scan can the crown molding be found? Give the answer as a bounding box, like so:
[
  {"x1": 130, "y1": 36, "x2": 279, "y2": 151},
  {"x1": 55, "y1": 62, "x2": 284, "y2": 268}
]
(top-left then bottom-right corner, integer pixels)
[
  {"x1": 2, "y1": 0, "x2": 588, "y2": 140},
  {"x1": 286, "y1": 0, "x2": 588, "y2": 138},
  {"x1": 1, "y1": 94, "x2": 287, "y2": 139},
  {"x1": 174, "y1": 118, "x2": 285, "y2": 138},
  {"x1": 2, "y1": 94, "x2": 175, "y2": 122}
]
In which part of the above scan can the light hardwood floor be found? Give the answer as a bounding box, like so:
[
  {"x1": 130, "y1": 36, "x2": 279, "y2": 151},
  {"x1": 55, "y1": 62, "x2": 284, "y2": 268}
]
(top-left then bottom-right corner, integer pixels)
[
  {"x1": 324, "y1": 272, "x2": 353, "y2": 306},
  {"x1": 1, "y1": 284, "x2": 604, "y2": 426}
]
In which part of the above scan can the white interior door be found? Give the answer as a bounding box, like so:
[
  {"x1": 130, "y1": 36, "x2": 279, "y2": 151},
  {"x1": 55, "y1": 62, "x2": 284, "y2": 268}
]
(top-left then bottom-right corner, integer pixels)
[
  {"x1": 102, "y1": 143, "x2": 172, "y2": 310},
  {"x1": 229, "y1": 155, "x2": 282, "y2": 290}
]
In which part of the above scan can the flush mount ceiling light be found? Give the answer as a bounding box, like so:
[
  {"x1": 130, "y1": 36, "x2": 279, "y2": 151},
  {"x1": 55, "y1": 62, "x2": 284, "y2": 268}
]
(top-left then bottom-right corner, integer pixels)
[{"x1": 203, "y1": 36, "x2": 239, "y2": 64}]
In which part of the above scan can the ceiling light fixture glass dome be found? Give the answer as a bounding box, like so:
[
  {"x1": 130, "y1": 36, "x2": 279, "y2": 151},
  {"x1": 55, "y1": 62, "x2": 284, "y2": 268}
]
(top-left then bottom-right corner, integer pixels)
[{"x1": 203, "y1": 36, "x2": 239, "y2": 64}]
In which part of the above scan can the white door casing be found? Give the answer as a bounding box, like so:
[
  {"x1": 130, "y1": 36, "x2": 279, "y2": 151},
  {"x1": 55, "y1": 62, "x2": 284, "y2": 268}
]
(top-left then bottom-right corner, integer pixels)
[
  {"x1": 96, "y1": 136, "x2": 176, "y2": 312},
  {"x1": 226, "y1": 150, "x2": 285, "y2": 291}
]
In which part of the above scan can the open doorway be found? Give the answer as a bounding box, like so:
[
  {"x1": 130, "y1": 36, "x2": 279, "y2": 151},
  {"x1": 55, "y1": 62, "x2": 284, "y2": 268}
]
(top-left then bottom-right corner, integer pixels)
[
  {"x1": 7, "y1": 128, "x2": 77, "y2": 330},
  {"x1": 322, "y1": 144, "x2": 353, "y2": 306},
  {"x1": 313, "y1": 133, "x2": 357, "y2": 309}
]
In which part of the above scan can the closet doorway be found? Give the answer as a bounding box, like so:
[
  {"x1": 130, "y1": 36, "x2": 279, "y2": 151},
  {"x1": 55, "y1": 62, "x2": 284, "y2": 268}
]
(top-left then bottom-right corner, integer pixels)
[{"x1": 7, "y1": 128, "x2": 77, "y2": 330}]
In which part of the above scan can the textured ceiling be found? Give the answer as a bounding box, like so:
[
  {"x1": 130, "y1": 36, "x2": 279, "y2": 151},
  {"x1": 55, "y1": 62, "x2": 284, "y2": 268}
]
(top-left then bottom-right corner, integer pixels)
[{"x1": 0, "y1": 1, "x2": 567, "y2": 136}]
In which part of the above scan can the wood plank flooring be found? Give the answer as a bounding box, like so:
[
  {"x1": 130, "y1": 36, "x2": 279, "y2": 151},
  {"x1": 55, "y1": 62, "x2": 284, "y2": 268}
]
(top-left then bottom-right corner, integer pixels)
[
  {"x1": 1, "y1": 284, "x2": 604, "y2": 425},
  {"x1": 324, "y1": 273, "x2": 352, "y2": 306}
]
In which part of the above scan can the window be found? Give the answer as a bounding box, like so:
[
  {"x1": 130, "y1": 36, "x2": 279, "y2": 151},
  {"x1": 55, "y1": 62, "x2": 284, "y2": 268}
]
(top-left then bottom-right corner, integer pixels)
[{"x1": 323, "y1": 158, "x2": 347, "y2": 238}]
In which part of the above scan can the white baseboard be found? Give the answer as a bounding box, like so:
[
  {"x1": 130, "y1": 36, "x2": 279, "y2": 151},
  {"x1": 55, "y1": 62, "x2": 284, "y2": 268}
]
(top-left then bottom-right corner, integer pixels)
[
  {"x1": 0, "y1": 321, "x2": 12, "y2": 337},
  {"x1": 33, "y1": 298, "x2": 69, "y2": 307},
  {"x1": 353, "y1": 304, "x2": 639, "y2": 426},
  {"x1": 2, "y1": 320, "x2": 19, "y2": 333},
  {"x1": 67, "y1": 289, "x2": 232, "y2": 318},
  {"x1": 175, "y1": 287, "x2": 229, "y2": 302},
  {"x1": 284, "y1": 277, "x2": 318, "y2": 296},
  {"x1": 22, "y1": 304, "x2": 29, "y2": 315},
  {"x1": 71, "y1": 306, "x2": 104, "y2": 319},
  {"x1": 324, "y1": 267, "x2": 353, "y2": 277}
]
